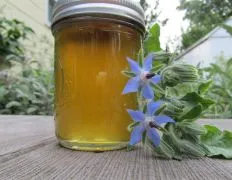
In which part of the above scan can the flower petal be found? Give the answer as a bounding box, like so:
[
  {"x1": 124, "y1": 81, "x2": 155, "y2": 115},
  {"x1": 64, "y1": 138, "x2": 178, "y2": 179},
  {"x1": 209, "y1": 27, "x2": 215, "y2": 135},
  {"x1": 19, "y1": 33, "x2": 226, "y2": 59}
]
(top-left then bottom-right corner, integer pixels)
[
  {"x1": 142, "y1": 83, "x2": 154, "y2": 99},
  {"x1": 122, "y1": 76, "x2": 140, "y2": 94},
  {"x1": 147, "y1": 128, "x2": 160, "y2": 146},
  {"x1": 127, "y1": 109, "x2": 145, "y2": 122},
  {"x1": 129, "y1": 125, "x2": 145, "y2": 146},
  {"x1": 155, "y1": 115, "x2": 175, "y2": 125},
  {"x1": 150, "y1": 75, "x2": 161, "y2": 84},
  {"x1": 143, "y1": 54, "x2": 153, "y2": 71},
  {"x1": 127, "y1": 57, "x2": 141, "y2": 74},
  {"x1": 147, "y1": 101, "x2": 163, "y2": 116}
]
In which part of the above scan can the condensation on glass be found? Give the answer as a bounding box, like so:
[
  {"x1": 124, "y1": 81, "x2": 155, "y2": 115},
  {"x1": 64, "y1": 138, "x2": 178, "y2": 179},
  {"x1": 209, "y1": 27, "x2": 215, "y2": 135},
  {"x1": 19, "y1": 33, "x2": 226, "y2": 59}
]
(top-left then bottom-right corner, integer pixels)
[{"x1": 51, "y1": 0, "x2": 145, "y2": 151}]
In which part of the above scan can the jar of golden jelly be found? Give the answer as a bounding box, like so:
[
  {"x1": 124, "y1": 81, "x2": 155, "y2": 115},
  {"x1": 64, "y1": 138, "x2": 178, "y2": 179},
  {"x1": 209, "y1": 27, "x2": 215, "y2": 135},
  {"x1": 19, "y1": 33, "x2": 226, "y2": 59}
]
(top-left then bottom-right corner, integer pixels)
[{"x1": 51, "y1": 0, "x2": 145, "y2": 151}]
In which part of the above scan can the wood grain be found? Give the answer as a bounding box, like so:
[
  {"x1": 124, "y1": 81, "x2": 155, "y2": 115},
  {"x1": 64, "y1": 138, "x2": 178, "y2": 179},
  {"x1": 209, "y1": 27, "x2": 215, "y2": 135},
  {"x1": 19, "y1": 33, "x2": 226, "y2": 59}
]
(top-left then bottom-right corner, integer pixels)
[
  {"x1": 0, "y1": 116, "x2": 232, "y2": 180},
  {"x1": 0, "y1": 116, "x2": 54, "y2": 155}
]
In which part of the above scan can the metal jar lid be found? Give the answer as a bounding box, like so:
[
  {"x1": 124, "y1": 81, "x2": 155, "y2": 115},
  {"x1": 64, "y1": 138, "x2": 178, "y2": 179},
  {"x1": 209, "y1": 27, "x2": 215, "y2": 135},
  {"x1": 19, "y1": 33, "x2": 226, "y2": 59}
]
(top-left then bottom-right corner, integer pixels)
[{"x1": 51, "y1": 0, "x2": 145, "y2": 29}]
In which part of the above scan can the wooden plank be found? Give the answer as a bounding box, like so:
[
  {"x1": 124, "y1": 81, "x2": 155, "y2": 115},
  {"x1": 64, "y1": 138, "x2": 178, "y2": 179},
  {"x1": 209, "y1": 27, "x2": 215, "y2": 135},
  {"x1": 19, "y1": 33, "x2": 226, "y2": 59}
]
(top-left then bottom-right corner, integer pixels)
[
  {"x1": 0, "y1": 141, "x2": 232, "y2": 180},
  {"x1": 0, "y1": 116, "x2": 232, "y2": 180},
  {"x1": 0, "y1": 116, "x2": 54, "y2": 155}
]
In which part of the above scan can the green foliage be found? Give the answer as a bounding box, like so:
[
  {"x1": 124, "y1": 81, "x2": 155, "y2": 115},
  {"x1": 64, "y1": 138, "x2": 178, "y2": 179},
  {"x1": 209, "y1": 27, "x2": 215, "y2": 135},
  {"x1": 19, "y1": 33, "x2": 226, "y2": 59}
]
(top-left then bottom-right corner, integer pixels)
[
  {"x1": 122, "y1": 70, "x2": 136, "y2": 78},
  {"x1": 181, "y1": 92, "x2": 214, "y2": 111},
  {"x1": 178, "y1": 0, "x2": 232, "y2": 50},
  {"x1": 128, "y1": 23, "x2": 232, "y2": 160},
  {"x1": 0, "y1": 17, "x2": 54, "y2": 115},
  {"x1": 202, "y1": 56, "x2": 232, "y2": 118},
  {"x1": 152, "y1": 83, "x2": 216, "y2": 159},
  {"x1": 198, "y1": 80, "x2": 212, "y2": 95},
  {"x1": 0, "y1": 66, "x2": 54, "y2": 115},
  {"x1": 0, "y1": 17, "x2": 34, "y2": 68},
  {"x1": 201, "y1": 26, "x2": 232, "y2": 118},
  {"x1": 149, "y1": 138, "x2": 177, "y2": 159},
  {"x1": 144, "y1": 24, "x2": 161, "y2": 55},
  {"x1": 178, "y1": 122, "x2": 206, "y2": 135},
  {"x1": 160, "y1": 124, "x2": 206, "y2": 159},
  {"x1": 201, "y1": 125, "x2": 232, "y2": 158},
  {"x1": 179, "y1": 105, "x2": 202, "y2": 121}
]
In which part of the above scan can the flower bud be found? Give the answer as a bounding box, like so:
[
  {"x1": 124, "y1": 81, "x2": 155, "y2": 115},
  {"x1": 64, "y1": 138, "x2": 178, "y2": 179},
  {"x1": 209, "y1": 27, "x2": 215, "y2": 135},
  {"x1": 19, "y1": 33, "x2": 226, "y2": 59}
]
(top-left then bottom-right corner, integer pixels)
[{"x1": 161, "y1": 64, "x2": 199, "y2": 87}]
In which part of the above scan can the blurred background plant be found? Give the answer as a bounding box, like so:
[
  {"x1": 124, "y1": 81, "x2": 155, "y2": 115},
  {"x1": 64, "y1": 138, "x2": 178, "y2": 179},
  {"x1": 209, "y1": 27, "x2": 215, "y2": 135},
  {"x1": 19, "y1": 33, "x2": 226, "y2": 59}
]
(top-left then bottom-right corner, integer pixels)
[
  {"x1": 0, "y1": 16, "x2": 33, "y2": 69},
  {"x1": 0, "y1": 15, "x2": 54, "y2": 115},
  {"x1": 197, "y1": 25, "x2": 232, "y2": 118},
  {"x1": 0, "y1": 67, "x2": 54, "y2": 115},
  {"x1": 201, "y1": 56, "x2": 232, "y2": 118}
]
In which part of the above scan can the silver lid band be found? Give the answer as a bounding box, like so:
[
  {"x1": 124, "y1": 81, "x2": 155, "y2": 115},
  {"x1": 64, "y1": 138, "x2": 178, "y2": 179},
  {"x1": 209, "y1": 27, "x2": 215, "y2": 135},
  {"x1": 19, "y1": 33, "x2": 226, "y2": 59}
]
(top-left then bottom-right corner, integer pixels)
[{"x1": 52, "y1": 0, "x2": 145, "y2": 30}]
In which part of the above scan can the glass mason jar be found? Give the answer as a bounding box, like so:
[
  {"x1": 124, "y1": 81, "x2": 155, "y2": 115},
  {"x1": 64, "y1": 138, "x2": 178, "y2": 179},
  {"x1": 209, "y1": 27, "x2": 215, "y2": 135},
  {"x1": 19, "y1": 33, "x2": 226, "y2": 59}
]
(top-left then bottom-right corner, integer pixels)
[{"x1": 51, "y1": 0, "x2": 145, "y2": 151}]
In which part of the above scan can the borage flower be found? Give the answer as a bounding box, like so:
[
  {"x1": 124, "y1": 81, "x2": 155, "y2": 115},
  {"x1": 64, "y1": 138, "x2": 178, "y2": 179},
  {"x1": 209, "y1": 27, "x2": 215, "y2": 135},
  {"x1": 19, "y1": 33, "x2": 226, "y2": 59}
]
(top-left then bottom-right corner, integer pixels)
[
  {"x1": 127, "y1": 101, "x2": 175, "y2": 146},
  {"x1": 122, "y1": 54, "x2": 161, "y2": 99}
]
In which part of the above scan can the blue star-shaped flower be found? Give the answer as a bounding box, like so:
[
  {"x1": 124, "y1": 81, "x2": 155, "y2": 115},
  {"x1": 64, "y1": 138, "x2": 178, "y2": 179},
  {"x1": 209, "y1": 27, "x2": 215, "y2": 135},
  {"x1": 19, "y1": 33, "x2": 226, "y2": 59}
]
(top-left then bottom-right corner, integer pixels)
[
  {"x1": 127, "y1": 101, "x2": 175, "y2": 146},
  {"x1": 122, "y1": 54, "x2": 161, "y2": 99}
]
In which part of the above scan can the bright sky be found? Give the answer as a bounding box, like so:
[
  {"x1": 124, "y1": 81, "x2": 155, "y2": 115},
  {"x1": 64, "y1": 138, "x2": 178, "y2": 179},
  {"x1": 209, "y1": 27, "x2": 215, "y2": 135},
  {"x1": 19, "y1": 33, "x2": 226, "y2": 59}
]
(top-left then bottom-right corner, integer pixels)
[{"x1": 147, "y1": 0, "x2": 189, "y2": 51}]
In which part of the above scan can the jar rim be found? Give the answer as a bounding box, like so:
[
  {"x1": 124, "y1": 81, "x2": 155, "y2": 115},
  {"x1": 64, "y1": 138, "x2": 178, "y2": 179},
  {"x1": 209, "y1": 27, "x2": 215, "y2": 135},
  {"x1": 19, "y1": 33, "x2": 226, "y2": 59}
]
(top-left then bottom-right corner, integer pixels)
[
  {"x1": 51, "y1": 0, "x2": 145, "y2": 30},
  {"x1": 51, "y1": 16, "x2": 145, "y2": 36}
]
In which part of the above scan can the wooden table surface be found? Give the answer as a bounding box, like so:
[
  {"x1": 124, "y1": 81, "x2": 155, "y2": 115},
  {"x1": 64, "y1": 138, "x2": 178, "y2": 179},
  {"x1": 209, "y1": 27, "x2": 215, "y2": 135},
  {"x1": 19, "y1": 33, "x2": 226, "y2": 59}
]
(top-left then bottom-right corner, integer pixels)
[{"x1": 0, "y1": 116, "x2": 232, "y2": 180}]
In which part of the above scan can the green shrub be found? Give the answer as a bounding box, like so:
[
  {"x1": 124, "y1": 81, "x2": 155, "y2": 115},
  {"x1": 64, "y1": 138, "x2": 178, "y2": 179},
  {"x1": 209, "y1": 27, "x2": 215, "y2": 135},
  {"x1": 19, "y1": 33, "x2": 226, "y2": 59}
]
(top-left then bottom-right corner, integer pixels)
[
  {"x1": 0, "y1": 16, "x2": 54, "y2": 115},
  {"x1": 0, "y1": 67, "x2": 54, "y2": 115},
  {"x1": 202, "y1": 56, "x2": 232, "y2": 118},
  {"x1": 0, "y1": 17, "x2": 34, "y2": 68}
]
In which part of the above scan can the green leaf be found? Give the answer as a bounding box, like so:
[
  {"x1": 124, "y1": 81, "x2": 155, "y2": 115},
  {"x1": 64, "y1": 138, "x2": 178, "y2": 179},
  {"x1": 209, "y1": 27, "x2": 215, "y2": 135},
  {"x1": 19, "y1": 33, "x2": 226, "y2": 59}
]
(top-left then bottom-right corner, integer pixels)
[
  {"x1": 159, "y1": 139, "x2": 176, "y2": 159},
  {"x1": 178, "y1": 122, "x2": 206, "y2": 135},
  {"x1": 162, "y1": 134, "x2": 183, "y2": 160},
  {"x1": 151, "y1": 138, "x2": 176, "y2": 159},
  {"x1": 0, "y1": 86, "x2": 7, "y2": 101},
  {"x1": 180, "y1": 141, "x2": 206, "y2": 157},
  {"x1": 144, "y1": 24, "x2": 161, "y2": 55},
  {"x1": 181, "y1": 92, "x2": 215, "y2": 110},
  {"x1": 180, "y1": 105, "x2": 202, "y2": 121},
  {"x1": 6, "y1": 101, "x2": 21, "y2": 108},
  {"x1": 201, "y1": 125, "x2": 232, "y2": 159},
  {"x1": 121, "y1": 70, "x2": 136, "y2": 78},
  {"x1": 142, "y1": 131, "x2": 147, "y2": 144},
  {"x1": 155, "y1": 104, "x2": 167, "y2": 115},
  {"x1": 168, "y1": 124, "x2": 206, "y2": 157},
  {"x1": 163, "y1": 103, "x2": 183, "y2": 119},
  {"x1": 150, "y1": 64, "x2": 165, "y2": 73},
  {"x1": 27, "y1": 107, "x2": 38, "y2": 114},
  {"x1": 183, "y1": 134, "x2": 200, "y2": 144},
  {"x1": 198, "y1": 80, "x2": 212, "y2": 94},
  {"x1": 137, "y1": 48, "x2": 144, "y2": 66},
  {"x1": 170, "y1": 99, "x2": 185, "y2": 109},
  {"x1": 150, "y1": 84, "x2": 165, "y2": 95},
  {"x1": 152, "y1": 51, "x2": 172, "y2": 60}
]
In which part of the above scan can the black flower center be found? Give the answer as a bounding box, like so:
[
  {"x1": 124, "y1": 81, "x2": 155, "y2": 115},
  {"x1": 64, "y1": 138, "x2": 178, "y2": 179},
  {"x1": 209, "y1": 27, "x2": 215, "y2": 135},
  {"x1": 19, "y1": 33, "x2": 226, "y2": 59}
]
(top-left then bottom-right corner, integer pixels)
[
  {"x1": 149, "y1": 121, "x2": 159, "y2": 129},
  {"x1": 146, "y1": 73, "x2": 156, "y2": 79}
]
